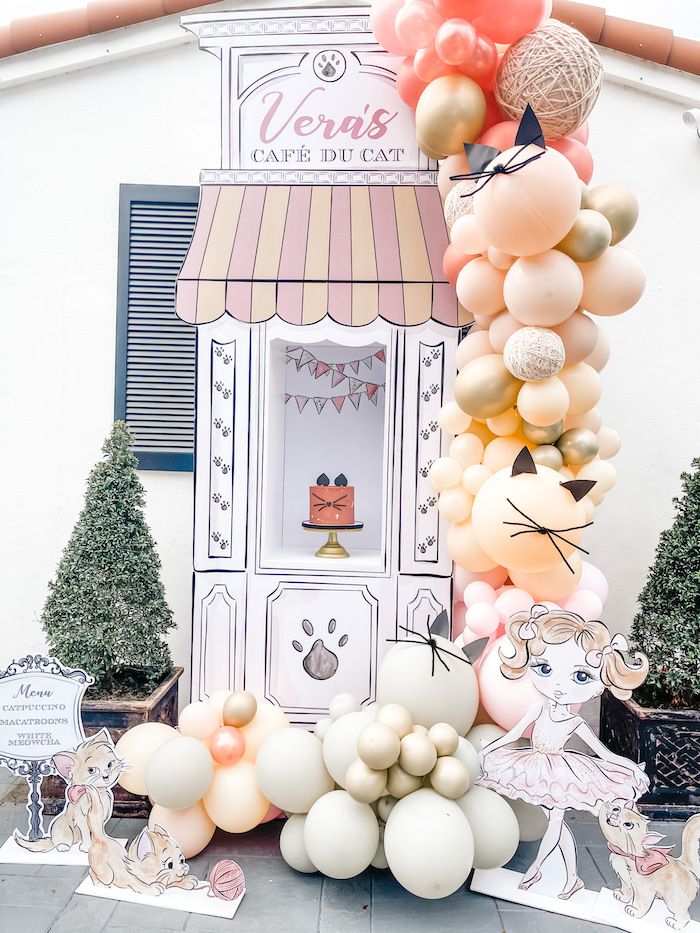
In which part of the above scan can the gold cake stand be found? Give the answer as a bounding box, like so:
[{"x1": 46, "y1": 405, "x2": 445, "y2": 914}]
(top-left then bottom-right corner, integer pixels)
[{"x1": 302, "y1": 521, "x2": 364, "y2": 558}]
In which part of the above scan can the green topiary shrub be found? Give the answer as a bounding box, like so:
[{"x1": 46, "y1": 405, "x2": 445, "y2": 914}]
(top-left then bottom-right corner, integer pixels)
[
  {"x1": 41, "y1": 421, "x2": 175, "y2": 698},
  {"x1": 630, "y1": 458, "x2": 700, "y2": 709}
]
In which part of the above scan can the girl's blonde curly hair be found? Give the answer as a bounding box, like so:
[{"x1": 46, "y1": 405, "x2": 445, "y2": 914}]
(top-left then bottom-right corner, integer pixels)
[{"x1": 499, "y1": 607, "x2": 648, "y2": 700}]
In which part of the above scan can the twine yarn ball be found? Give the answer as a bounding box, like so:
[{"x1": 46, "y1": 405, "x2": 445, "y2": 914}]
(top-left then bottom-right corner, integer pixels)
[
  {"x1": 495, "y1": 22, "x2": 603, "y2": 139},
  {"x1": 444, "y1": 179, "x2": 478, "y2": 229},
  {"x1": 503, "y1": 327, "x2": 565, "y2": 382}
]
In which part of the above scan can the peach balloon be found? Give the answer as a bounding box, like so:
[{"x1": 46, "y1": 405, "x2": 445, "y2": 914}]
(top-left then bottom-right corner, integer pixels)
[
  {"x1": 483, "y1": 437, "x2": 527, "y2": 472},
  {"x1": 580, "y1": 246, "x2": 646, "y2": 316},
  {"x1": 478, "y1": 637, "x2": 543, "y2": 731},
  {"x1": 597, "y1": 426, "x2": 621, "y2": 459},
  {"x1": 557, "y1": 363, "x2": 601, "y2": 415},
  {"x1": 474, "y1": 146, "x2": 580, "y2": 257},
  {"x1": 178, "y1": 701, "x2": 222, "y2": 742},
  {"x1": 462, "y1": 463, "x2": 493, "y2": 495},
  {"x1": 207, "y1": 689, "x2": 232, "y2": 724},
  {"x1": 585, "y1": 327, "x2": 611, "y2": 371},
  {"x1": 451, "y1": 215, "x2": 490, "y2": 255},
  {"x1": 577, "y1": 459, "x2": 617, "y2": 495},
  {"x1": 149, "y1": 801, "x2": 216, "y2": 859},
  {"x1": 438, "y1": 152, "x2": 470, "y2": 200},
  {"x1": 553, "y1": 312, "x2": 598, "y2": 365},
  {"x1": 455, "y1": 564, "x2": 509, "y2": 591},
  {"x1": 438, "y1": 487, "x2": 474, "y2": 522},
  {"x1": 504, "y1": 251, "x2": 583, "y2": 327},
  {"x1": 203, "y1": 760, "x2": 270, "y2": 833},
  {"x1": 209, "y1": 726, "x2": 246, "y2": 767},
  {"x1": 456, "y1": 329, "x2": 494, "y2": 368},
  {"x1": 438, "y1": 400, "x2": 472, "y2": 435},
  {"x1": 430, "y1": 456, "x2": 464, "y2": 491},
  {"x1": 488, "y1": 311, "x2": 521, "y2": 353},
  {"x1": 468, "y1": 419, "x2": 497, "y2": 446},
  {"x1": 447, "y1": 520, "x2": 499, "y2": 572},
  {"x1": 564, "y1": 408, "x2": 602, "y2": 432},
  {"x1": 486, "y1": 408, "x2": 521, "y2": 436},
  {"x1": 450, "y1": 432, "x2": 484, "y2": 468},
  {"x1": 241, "y1": 703, "x2": 290, "y2": 762},
  {"x1": 516, "y1": 377, "x2": 569, "y2": 427},
  {"x1": 509, "y1": 554, "x2": 582, "y2": 602},
  {"x1": 456, "y1": 258, "x2": 507, "y2": 318},
  {"x1": 487, "y1": 246, "x2": 515, "y2": 271}
]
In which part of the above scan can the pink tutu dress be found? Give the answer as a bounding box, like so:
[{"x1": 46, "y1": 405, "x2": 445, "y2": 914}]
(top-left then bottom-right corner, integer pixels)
[{"x1": 478, "y1": 705, "x2": 648, "y2": 814}]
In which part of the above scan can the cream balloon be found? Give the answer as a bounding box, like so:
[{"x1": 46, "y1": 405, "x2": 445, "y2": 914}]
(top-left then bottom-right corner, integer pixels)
[
  {"x1": 148, "y1": 801, "x2": 215, "y2": 859},
  {"x1": 241, "y1": 702, "x2": 290, "y2": 762},
  {"x1": 489, "y1": 311, "x2": 521, "y2": 353},
  {"x1": 580, "y1": 246, "x2": 646, "y2": 316},
  {"x1": 207, "y1": 689, "x2": 232, "y2": 724},
  {"x1": 384, "y1": 789, "x2": 474, "y2": 898},
  {"x1": 375, "y1": 704, "x2": 413, "y2": 739},
  {"x1": 507, "y1": 797, "x2": 548, "y2": 842},
  {"x1": 415, "y1": 75, "x2": 486, "y2": 156},
  {"x1": 504, "y1": 251, "x2": 583, "y2": 327},
  {"x1": 372, "y1": 825, "x2": 389, "y2": 870},
  {"x1": 328, "y1": 693, "x2": 362, "y2": 720},
  {"x1": 314, "y1": 716, "x2": 332, "y2": 741},
  {"x1": 386, "y1": 763, "x2": 423, "y2": 798},
  {"x1": 428, "y1": 723, "x2": 459, "y2": 757},
  {"x1": 486, "y1": 408, "x2": 521, "y2": 437},
  {"x1": 399, "y1": 732, "x2": 438, "y2": 777},
  {"x1": 510, "y1": 553, "x2": 582, "y2": 602},
  {"x1": 447, "y1": 519, "x2": 499, "y2": 573},
  {"x1": 255, "y1": 728, "x2": 334, "y2": 814},
  {"x1": 378, "y1": 795, "x2": 398, "y2": 822},
  {"x1": 556, "y1": 209, "x2": 612, "y2": 262},
  {"x1": 462, "y1": 463, "x2": 493, "y2": 496},
  {"x1": 456, "y1": 258, "x2": 507, "y2": 319},
  {"x1": 450, "y1": 215, "x2": 489, "y2": 255},
  {"x1": 438, "y1": 487, "x2": 473, "y2": 522},
  {"x1": 577, "y1": 459, "x2": 617, "y2": 494},
  {"x1": 449, "y1": 432, "x2": 484, "y2": 468},
  {"x1": 429, "y1": 757, "x2": 470, "y2": 799},
  {"x1": 586, "y1": 184, "x2": 639, "y2": 244},
  {"x1": 456, "y1": 785, "x2": 520, "y2": 869},
  {"x1": 483, "y1": 437, "x2": 528, "y2": 473},
  {"x1": 598, "y1": 426, "x2": 621, "y2": 459},
  {"x1": 456, "y1": 329, "x2": 494, "y2": 368},
  {"x1": 115, "y1": 722, "x2": 177, "y2": 796},
  {"x1": 466, "y1": 724, "x2": 505, "y2": 752},
  {"x1": 429, "y1": 456, "x2": 463, "y2": 491},
  {"x1": 454, "y1": 354, "x2": 522, "y2": 419},
  {"x1": 357, "y1": 722, "x2": 401, "y2": 770},
  {"x1": 203, "y1": 759, "x2": 269, "y2": 833},
  {"x1": 344, "y1": 759, "x2": 387, "y2": 804},
  {"x1": 553, "y1": 311, "x2": 599, "y2": 365},
  {"x1": 178, "y1": 701, "x2": 221, "y2": 741},
  {"x1": 304, "y1": 791, "x2": 379, "y2": 879},
  {"x1": 558, "y1": 363, "x2": 602, "y2": 415},
  {"x1": 322, "y1": 710, "x2": 374, "y2": 786},
  {"x1": 438, "y1": 400, "x2": 472, "y2": 435},
  {"x1": 146, "y1": 736, "x2": 214, "y2": 811},
  {"x1": 280, "y1": 813, "x2": 317, "y2": 873},
  {"x1": 453, "y1": 737, "x2": 480, "y2": 787},
  {"x1": 517, "y1": 377, "x2": 569, "y2": 426}
]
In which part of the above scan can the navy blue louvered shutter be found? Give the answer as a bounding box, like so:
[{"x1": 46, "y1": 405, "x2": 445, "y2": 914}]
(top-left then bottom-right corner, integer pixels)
[{"x1": 114, "y1": 184, "x2": 200, "y2": 471}]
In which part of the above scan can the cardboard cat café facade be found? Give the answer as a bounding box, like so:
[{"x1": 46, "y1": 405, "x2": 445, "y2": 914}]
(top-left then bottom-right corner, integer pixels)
[{"x1": 176, "y1": 7, "x2": 469, "y2": 724}]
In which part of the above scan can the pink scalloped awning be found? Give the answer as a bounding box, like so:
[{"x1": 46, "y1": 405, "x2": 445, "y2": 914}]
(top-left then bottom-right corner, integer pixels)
[{"x1": 175, "y1": 184, "x2": 467, "y2": 328}]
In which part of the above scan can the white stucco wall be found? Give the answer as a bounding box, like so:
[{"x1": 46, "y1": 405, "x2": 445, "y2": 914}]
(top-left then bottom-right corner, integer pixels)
[{"x1": 0, "y1": 7, "x2": 699, "y2": 703}]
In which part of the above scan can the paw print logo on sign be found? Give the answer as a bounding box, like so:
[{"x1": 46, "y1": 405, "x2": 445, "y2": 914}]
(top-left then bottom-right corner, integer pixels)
[
  {"x1": 292, "y1": 619, "x2": 348, "y2": 680},
  {"x1": 312, "y1": 49, "x2": 346, "y2": 83}
]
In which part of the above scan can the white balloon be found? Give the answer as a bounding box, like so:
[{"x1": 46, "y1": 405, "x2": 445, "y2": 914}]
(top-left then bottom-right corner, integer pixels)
[
  {"x1": 322, "y1": 710, "x2": 374, "y2": 786},
  {"x1": 280, "y1": 814, "x2": 317, "y2": 873},
  {"x1": 256, "y1": 728, "x2": 334, "y2": 814},
  {"x1": 377, "y1": 635, "x2": 479, "y2": 734},
  {"x1": 145, "y1": 736, "x2": 213, "y2": 811},
  {"x1": 304, "y1": 791, "x2": 379, "y2": 879},
  {"x1": 456, "y1": 785, "x2": 520, "y2": 869},
  {"x1": 314, "y1": 716, "x2": 333, "y2": 741},
  {"x1": 329, "y1": 693, "x2": 361, "y2": 720},
  {"x1": 371, "y1": 823, "x2": 389, "y2": 869},
  {"x1": 465, "y1": 724, "x2": 505, "y2": 752},
  {"x1": 384, "y1": 789, "x2": 474, "y2": 899},
  {"x1": 507, "y1": 797, "x2": 548, "y2": 842},
  {"x1": 453, "y1": 737, "x2": 480, "y2": 788}
]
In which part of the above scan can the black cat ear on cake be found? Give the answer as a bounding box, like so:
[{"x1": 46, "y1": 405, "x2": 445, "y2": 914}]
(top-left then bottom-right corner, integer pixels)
[
  {"x1": 561, "y1": 479, "x2": 597, "y2": 502},
  {"x1": 512, "y1": 447, "x2": 538, "y2": 477},
  {"x1": 334, "y1": 473, "x2": 348, "y2": 487},
  {"x1": 316, "y1": 473, "x2": 330, "y2": 486}
]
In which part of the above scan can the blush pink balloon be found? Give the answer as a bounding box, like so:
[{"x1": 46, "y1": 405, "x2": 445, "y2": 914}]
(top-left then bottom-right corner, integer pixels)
[
  {"x1": 413, "y1": 44, "x2": 458, "y2": 81},
  {"x1": 370, "y1": 0, "x2": 412, "y2": 55},
  {"x1": 569, "y1": 121, "x2": 590, "y2": 144},
  {"x1": 455, "y1": 564, "x2": 509, "y2": 591},
  {"x1": 488, "y1": 310, "x2": 521, "y2": 353},
  {"x1": 435, "y1": 18, "x2": 477, "y2": 65},
  {"x1": 434, "y1": 0, "x2": 485, "y2": 16},
  {"x1": 474, "y1": 0, "x2": 547, "y2": 44},
  {"x1": 396, "y1": 57, "x2": 428, "y2": 109},
  {"x1": 561, "y1": 589, "x2": 604, "y2": 621},
  {"x1": 463, "y1": 581, "x2": 497, "y2": 607},
  {"x1": 443, "y1": 245, "x2": 476, "y2": 289},
  {"x1": 597, "y1": 426, "x2": 621, "y2": 461},
  {"x1": 494, "y1": 587, "x2": 535, "y2": 621},
  {"x1": 466, "y1": 602, "x2": 501, "y2": 636},
  {"x1": 395, "y1": 0, "x2": 444, "y2": 51},
  {"x1": 459, "y1": 32, "x2": 498, "y2": 87},
  {"x1": 260, "y1": 804, "x2": 284, "y2": 823},
  {"x1": 455, "y1": 329, "x2": 494, "y2": 368},
  {"x1": 478, "y1": 636, "x2": 543, "y2": 730},
  {"x1": 553, "y1": 311, "x2": 599, "y2": 366},
  {"x1": 548, "y1": 137, "x2": 594, "y2": 183},
  {"x1": 452, "y1": 600, "x2": 467, "y2": 638},
  {"x1": 578, "y1": 562, "x2": 610, "y2": 606}
]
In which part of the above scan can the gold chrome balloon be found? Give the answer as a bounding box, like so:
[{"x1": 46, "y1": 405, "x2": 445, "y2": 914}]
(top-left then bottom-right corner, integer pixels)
[
  {"x1": 521, "y1": 419, "x2": 563, "y2": 445},
  {"x1": 556, "y1": 209, "x2": 612, "y2": 263},
  {"x1": 586, "y1": 184, "x2": 639, "y2": 245},
  {"x1": 415, "y1": 75, "x2": 486, "y2": 157},
  {"x1": 532, "y1": 445, "x2": 564, "y2": 470},
  {"x1": 556, "y1": 427, "x2": 600, "y2": 465},
  {"x1": 222, "y1": 691, "x2": 258, "y2": 728},
  {"x1": 454, "y1": 354, "x2": 522, "y2": 420},
  {"x1": 579, "y1": 181, "x2": 590, "y2": 209}
]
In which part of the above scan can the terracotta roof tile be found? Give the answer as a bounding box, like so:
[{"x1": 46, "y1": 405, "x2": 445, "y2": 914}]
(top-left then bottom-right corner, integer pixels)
[
  {"x1": 599, "y1": 14, "x2": 673, "y2": 65},
  {"x1": 551, "y1": 0, "x2": 605, "y2": 42}
]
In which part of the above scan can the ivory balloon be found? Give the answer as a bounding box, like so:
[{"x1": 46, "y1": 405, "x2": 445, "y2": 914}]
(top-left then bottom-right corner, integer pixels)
[
  {"x1": 447, "y1": 520, "x2": 499, "y2": 573},
  {"x1": 415, "y1": 75, "x2": 486, "y2": 156},
  {"x1": 483, "y1": 437, "x2": 528, "y2": 473},
  {"x1": 430, "y1": 456, "x2": 463, "y2": 491},
  {"x1": 148, "y1": 801, "x2": 215, "y2": 859},
  {"x1": 487, "y1": 408, "x2": 521, "y2": 436},
  {"x1": 532, "y1": 444, "x2": 563, "y2": 470},
  {"x1": 280, "y1": 813, "x2": 317, "y2": 873},
  {"x1": 438, "y1": 486, "x2": 473, "y2": 522},
  {"x1": 456, "y1": 785, "x2": 520, "y2": 869},
  {"x1": 556, "y1": 209, "x2": 612, "y2": 262},
  {"x1": 375, "y1": 704, "x2": 413, "y2": 739},
  {"x1": 453, "y1": 737, "x2": 480, "y2": 787},
  {"x1": 344, "y1": 759, "x2": 387, "y2": 804},
  {"x1": 384, "y1": 789, "x2": 474, "y2": 898},
  {"x1": 454, "y1": 354, "x2": 522, "y2": 419},
  {"x1": 556, "y1": 427, "x2": 599, "y2": 465},
  {"x1": 553, "y1": 311, "x2": 599, "y2": 365},
  {"x1": 357, "y1": 723, "x2": 401, "y2": 770},
  {"x1": 466, "y1": 723, "x2": 505, "y2": 752},
  {"x1": 314, "y1": 716, "x2": 332, "y2": 741},
  {"x1": 586, "y1": 184, "x2": 639, "y2": 244},
  {"x1": 474, "y1": 146, "x2": 580, "y2": 257},
  {"x1": 504, "y1": 251, "x2": 583, "y2": 327},
  {"x1": 462, "y1": 463, "x2": 493, "y2": 495},
  {"x1": 241, "y1": 702, "x2": 290, "y2": 762},
  {"x1": 508, "y1": 797, "x2": 548, "y2": 842},
  {"x1": 517, "y1": 377, "x2": 569, "y2": 426},
  {"x1": 203, "y1": 759, "x2": 269, "y2": 833},
  {"x1": 223, "y1": 691, "x2": 258, "y2": 728},
  {"x1": 372, "y1": 825, "x2": 389, "y2": 870},
  {"x1": 456, "y1": 258, "x2": 506, "y2": 319},
  {"x1": 456, "y1": 329, "x2": 494, "y2": 368},
  {"x1": 438, "y1": 401, "x2": 472, "y2": 435},
  {"x1": 146, "y1": 736, "x2": 214, "y2": 811},
  {"x1": 450, "y1": 432, "x2": 484, "y2": 468},
  {"x1": 580, "y1": 246, "x2": 646, "y2": 316},
  {"x1": 428, "y1": 723, "x2": 460, "y2": 757},
  {"x1": 489, "y1": 311, "x2": 521, "y2": 353},
  {"x1": 179, "y1": 701, "x2": 221, "y2": 741},
  {"x1": 386, "y1": 763, "x2": 423, "y2": 798},
  {"x1": 521, "y1": 419, "x2": 563, "y2": 445},
  {"x1": 322, "y1": 710, "x2": 374, "y2": 786},
  {"x1": 378, "y1": 795, "x2": 398, "y2": 822},
  {"x1": 430, "y1": 757, "x2": 470, "y2": 799},
  {"x1": 304, "y1": 791, "x2": 379, "y2": 879},
  {"x1": 510, "y1": 553, "x2": 582, "y2": 602},
  {"x1": 558, "y1": 363, "x2": 602, "y2": 415},
  {"x1": 115, "y1": 722, "x2": 177, "y2": 796},
  {"x1": 578, "y1": 458, "x2": 617, "y2": 494},
  {"x1": 598, "y1": 426, "x2": 621, "y2": 459},
  {"x1": 255, "y1": 728, "x2": 334, "y2": 813},
  {"x1": 399, "y1": 732, "x2": 438, "y2": 777}
]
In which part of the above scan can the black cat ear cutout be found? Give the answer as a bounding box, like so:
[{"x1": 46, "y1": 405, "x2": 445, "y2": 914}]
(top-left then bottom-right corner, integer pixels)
[
  {"x1": 561, "y1": 479, "x2": 597, "y2": 502},
  {"x1": 429, "y1": 609, "x2": 450, "y2": 640},
  {"x1": 512, "y1": 447, "x2": 537, "y2": 477},
  {"x1": 463, "y1": 637, "x2": 490, "y2": 664},
  {"x1": 515, "y1": 103, "x2": 545, "y2": 149},
  {"x1": 334, "y1": 473, "x2": 348, "y2": 487},
  {"x1": 316, "y1": 473, "x2": 330, "y2": 486}
]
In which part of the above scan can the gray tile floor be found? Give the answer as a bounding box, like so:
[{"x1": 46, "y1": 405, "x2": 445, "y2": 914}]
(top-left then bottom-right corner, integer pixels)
[{"x1": 0, "y1": 770, "x2": 692, "y2": 933}]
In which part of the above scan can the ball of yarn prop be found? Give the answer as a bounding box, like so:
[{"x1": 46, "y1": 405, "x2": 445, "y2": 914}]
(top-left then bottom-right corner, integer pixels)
[
  {"x1": 208, "y1": 859, "x2": 245, "y2": 900},
  {"x1": 503, "y1": 327, "x2": 565, "y2": 382},
  {"x1": 443, "y1": 179, "x2": 478, "y2": 229},
  {"x1": 495, "y1": 22, "x2": 603, "y2": 139}
]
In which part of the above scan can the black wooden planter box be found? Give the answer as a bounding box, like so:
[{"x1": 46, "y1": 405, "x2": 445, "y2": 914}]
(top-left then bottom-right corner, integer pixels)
[
  {"x1": 600, "y1": 691, "x2": 700, "y2": 820},
  {"x1": 42, "y1": 667, "x2": 183, "y2": 819}
]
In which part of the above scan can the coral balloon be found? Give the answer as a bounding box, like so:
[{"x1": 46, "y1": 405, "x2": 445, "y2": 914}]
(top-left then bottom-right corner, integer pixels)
[
  {"x1": 517, "y1": 377, "x2": 569, "y2": 426},
  {"x1": 548, "y1": 137, "x2": 594, "y2": 184},
  {"x1": 369, "y1": 0, "x2": 411, "y2": 55},
  {"x1": 504, "y1": 251, "x2": 583, "y2": 327},
  {"x1": 478, "y1": 120, "x2": 518, "y2": 150},
  {"x1": 478, "y1": 636, "x2": 543, "y2": 730},
  {"x1": 580, "y1": 246, "x2": 646, "y2": 316},
  {"x1": 396, "y1": 57, "x2": 428, "y2": 109},
  {"x1": 149, "y1": 801, "x2": 215, "y2": 859},
  {"x1": 443, "y1": 245, "x2": 473, "y2": 289},
  {"x1": 456, "y1": 258, "x2": 506, "y2": 318},
  {"x1": 415, "y1": 75, "x2": 486, "y2": 155},
  {"x1": 434, "y1": 0, "x2": 484, "y2": 16},
  {"x1": 178, "y1": 701, "x2": 221, "y2": 741},
  {"x1": 474, "y1": 0, "x2": 547, "y2": 44},
  {"x1": 395, "y1": 0, "x2": 444, "y2": 52},
  {"x1": 209, "y1": 726, "x2": 246, "y2": 767},
  {"x1": 474, "y1": 146, "x2": 581, "y2": 257},
  {"x1": 413, "y1": 45, "x2": 457, "y2": 83},
  {"x1": 454, "y1": 354, "x2": 521, "y2": 419},
  {"x1": 203, "y1": 760, "x2": 269, "y2": 833},
  {"x1": 460, "y1": 32, "x2": 498, "y2": 87},
  {"x1": 435, "y1": 18, "x2": 477, "y2": 65}
]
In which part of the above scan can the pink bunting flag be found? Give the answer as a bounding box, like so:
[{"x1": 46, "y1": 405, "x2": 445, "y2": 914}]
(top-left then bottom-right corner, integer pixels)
[
  {"x1": 349, "y1": 359, "x2": 360, "y2": 374},
  {"x1": 362, "y1": 356, "x2": 373, "y2": 370},
  {"x1": 295, "y1": 396, "x2": 309, "y2": 412},
  {"x1": 374, "y1": 349, "x2": 385, "y2": 363},
  {"x1": 315, "y1": 361, "x2": 330, "y2": 379},
  {"x1": 331, "y1": 370, "x2": 347, "y2": 388},
  {"x1": 348, "y1": 378, "x2": 362, "y2": 394},
  {"x1": 298, "y1": 350, "x2": 314, "y2": 371},
  {"x1": 336, "y1": 363, "x2": 345, "y2": 374},
  {"x1": 348, "y1": 393, "x2": 361, "y2": 410},
  {"x1": 284, "y1": 393, "x2": 291, "y2": 404},
  {"x1": 366, "y1": 383, "x2": 379, "y2": 400},
  {"x1": 332, "y1": 396, "x2": 345, "y2": 413},
  {"x1": 369, "y1": 390, "x2": 379, "y2": 406}
]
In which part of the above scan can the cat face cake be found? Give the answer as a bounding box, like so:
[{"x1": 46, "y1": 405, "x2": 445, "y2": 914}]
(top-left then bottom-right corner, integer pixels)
[{"x1": 309, "y1": 473, "x2": 354, "y2": 525}]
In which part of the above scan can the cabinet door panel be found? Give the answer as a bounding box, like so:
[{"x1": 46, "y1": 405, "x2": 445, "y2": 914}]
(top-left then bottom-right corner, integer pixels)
[{"x1": 191, "y1": 572, "x2": 246, "y2": 700}]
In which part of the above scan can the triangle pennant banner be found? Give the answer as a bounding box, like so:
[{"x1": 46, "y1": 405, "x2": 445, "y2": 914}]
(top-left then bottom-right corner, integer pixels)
[
  {"x1": 284, "y1": 393, "x2": 291, "y2": 404},
  {"x1": 332, "y1": 396, "x2": 345, "y2": 413},
  {"x1": 349, "y1": 359, "x2": 360, "y2": 374},
  {"x1": 362, "y1": 356, "x2": 373, "y2": 370},
  {"x1": 315, "y1": 361, "x2": 330, "y2": 379},
  {"x1": 331, "y1": 370, "x2": 347, "y2": 388},
  {"x1": 298, "y1": 350, "x2": 314, "y2": 371},
  {"x1": 374, "y1": 349, "x2": 385, "y2": 363},
  {"x1": 348, "y1": 378, "x2": 363, "y2": 394},
  {"x1": 313, "y1": 397, "x2": 328, "y2": 414},
  {"x1": 295, "y1": 396, "x2": 309, "y2": 413},
  {"x1": 369, "y1": 389, "x2": 379, "y2": 405},
  {"x1": 348, "y1": 393, "x2": 361, "y2": 410},
  {"x1": 366, "y1": 383, "x2": 379, "y2": 400},
  {"x1": 337, "y1": 363, "x2": 345, "y2": 374}
]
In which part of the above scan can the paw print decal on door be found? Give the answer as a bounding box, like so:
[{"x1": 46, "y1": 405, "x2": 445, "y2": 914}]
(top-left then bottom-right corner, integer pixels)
[{"x1": 292, "y1": 619, "x2": 348, "y2": 680}]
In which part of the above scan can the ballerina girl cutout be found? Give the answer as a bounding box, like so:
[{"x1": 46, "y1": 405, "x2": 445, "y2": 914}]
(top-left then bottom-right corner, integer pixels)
[{"x1": 478, "y1": 604, "x2": 650, "y2": 900}]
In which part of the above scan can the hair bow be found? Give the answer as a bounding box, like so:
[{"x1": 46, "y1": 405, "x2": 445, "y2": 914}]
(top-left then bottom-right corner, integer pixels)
[
  {"x1": 518, "y1": 604, "x2": 549, "y2": 640},
  {"x1": 585, "y1": 633, "x2": 629, "y2": 668}
]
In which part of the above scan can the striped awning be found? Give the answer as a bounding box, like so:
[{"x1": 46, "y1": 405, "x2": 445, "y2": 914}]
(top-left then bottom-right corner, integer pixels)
[{"x1": 175, "y1": 184, "x2": 467, "y2": 328}]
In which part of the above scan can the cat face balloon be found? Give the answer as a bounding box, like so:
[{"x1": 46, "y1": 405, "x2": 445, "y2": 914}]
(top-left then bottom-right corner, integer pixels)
[{"x1": 470, "y1": 447, "x2": 596, "y2": 574}]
